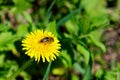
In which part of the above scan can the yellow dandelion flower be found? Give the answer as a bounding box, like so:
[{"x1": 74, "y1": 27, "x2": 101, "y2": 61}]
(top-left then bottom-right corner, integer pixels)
[{"x1": 22, "y1": 30, "x2": 61, "y2": 62}]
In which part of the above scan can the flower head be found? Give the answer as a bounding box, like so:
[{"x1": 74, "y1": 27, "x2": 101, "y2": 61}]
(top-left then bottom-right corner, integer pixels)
[{"x1": 22, "y1": 30, "x2": 61, "y2": 62}]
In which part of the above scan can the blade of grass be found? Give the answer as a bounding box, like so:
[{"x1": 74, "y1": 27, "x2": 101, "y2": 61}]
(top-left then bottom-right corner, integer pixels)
[
  {"x1": 46, "y1": 0, "x2": 56, "y2": 14},
  {"x1": 42, "y1": 61, "x2": 52, "y2": 80},
  {"x1": 56, "y1": 7, "x2": 82, "y2": 28},
  {"x1": 44, "y1": 0, "x2": 56, "y2": 25}
]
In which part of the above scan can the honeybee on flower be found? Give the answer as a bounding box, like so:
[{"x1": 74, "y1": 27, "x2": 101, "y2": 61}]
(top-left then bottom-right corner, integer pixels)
[{"x1": 22, "y1": 30, "x2": 61, "y2": 62}]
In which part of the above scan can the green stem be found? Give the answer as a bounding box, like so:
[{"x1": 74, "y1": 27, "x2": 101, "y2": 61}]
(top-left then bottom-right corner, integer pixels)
[
  {"x1": 42, "y1": 61, "x2": 52, "y2": 80},
  {"x1": 46, "y1": 0, "x2": 56, "y2": 14},
  {"x1": 7, "y1": 58, "x2": 34, "y2": 80}
]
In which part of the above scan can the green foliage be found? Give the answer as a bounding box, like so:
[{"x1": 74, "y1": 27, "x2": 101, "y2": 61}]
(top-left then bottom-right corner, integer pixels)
[
  {"x1": 71, "y1": 73, "x2": 80, "y2": 80},
  {"x1": 104, "y1": 68, "x2": 120, "y2": 80},
  {"x1": 0, "y1": 0, "x2": 119, "y2": 80},
  {"x1": 46, "y1": 21, "x2": 60, "y2": 37},
  {"x1": 16, "y1": 24, "x2": 29, "y2": 37},
  {"x1": 0, "y1": 32, "x2": 17, "y2": 51},
  {"x1": 88, "y1": 31, "x2": 106, "y2": 52},
  {"x1": 77, "y1": 44, "x2": 90, "y2": 65},
  {"x1": 60, "y1": 50, "x2": 72, "y2": 68},
  {"x1": 22, "y1": 11, "x2": 32, "y2": 24},
  {"x1": 12, "y1": 0, "x2": 32, "y2": 13}
]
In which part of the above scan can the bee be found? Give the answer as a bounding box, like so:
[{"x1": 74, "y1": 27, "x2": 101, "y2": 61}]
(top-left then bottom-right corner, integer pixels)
[{"x1": 39, "y1": 37, "x2": 54, "y2": 44}]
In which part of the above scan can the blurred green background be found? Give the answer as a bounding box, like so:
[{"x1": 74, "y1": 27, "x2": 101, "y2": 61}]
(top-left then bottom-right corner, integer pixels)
[{"x1": 0, "y1": 0, "x2": 120, "y2": 80}]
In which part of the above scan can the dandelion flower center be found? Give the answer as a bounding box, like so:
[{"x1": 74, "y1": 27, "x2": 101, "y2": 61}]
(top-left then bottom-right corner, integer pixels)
[{"x1": 22, "y1": 30, "x2": 61, "y2": 62}]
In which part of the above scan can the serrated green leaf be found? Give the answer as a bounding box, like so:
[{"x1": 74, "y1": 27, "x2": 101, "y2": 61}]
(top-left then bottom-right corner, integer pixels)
[
  {"x1": 77, "y1": 44, "x2": 90, "y2": 64},
  {"x1": 91, "y1": 15, "x2": 109, "y2": 28},
  {"x1": 88, "y1": 31, "x2": 106, "y2": 52}
]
